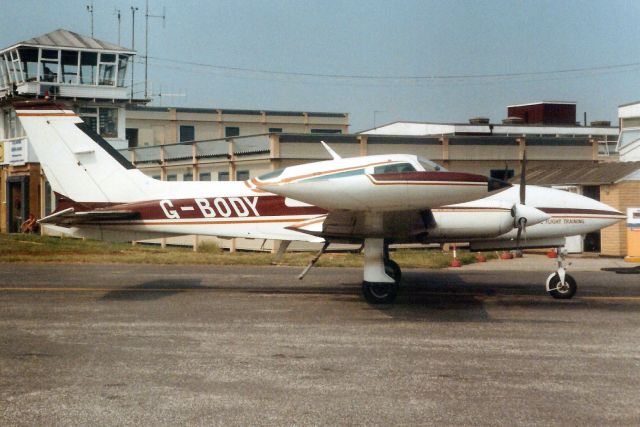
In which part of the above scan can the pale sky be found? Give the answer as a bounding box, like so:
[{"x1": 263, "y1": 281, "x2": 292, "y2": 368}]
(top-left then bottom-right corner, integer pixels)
[{"x1": 2, "y1": 0, "x2": 640, "y2": 131}]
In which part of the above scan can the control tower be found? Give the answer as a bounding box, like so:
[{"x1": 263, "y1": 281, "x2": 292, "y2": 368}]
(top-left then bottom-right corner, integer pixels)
[{"x1": 0, "y1": 29, "x2": 145, "y2": 232}]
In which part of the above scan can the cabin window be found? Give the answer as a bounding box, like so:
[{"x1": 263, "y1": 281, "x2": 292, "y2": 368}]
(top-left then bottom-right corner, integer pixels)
[
  {"x1": 374, "y1": 163, "x2": 416, "y2": 174},
  {"x1": 257, "y1": 168, "x2": 284, "y2": 181},
  {"x1": 302, "y1": 168, "x2": 365, "y2": 183},
  {"x1": 418, "y1": 158, "x2": 443, "y2": 171}
]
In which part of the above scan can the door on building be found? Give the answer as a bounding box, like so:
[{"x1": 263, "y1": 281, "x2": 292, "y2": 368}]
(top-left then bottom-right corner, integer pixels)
[
  {"x1": 582, "y1": 185, "x2": 601, "y2": 252},
  {"x1": 7, "y1": 176, "x2": 29, "y2": 233}
]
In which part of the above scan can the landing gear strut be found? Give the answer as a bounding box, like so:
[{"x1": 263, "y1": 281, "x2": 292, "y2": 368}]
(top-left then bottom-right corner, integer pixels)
[
  {"x1": 545, "y1": 247, "x2": 577, "y2": 299},
  {"x1": 362, "y1": 238, "x2": 401, "y2": 304}
]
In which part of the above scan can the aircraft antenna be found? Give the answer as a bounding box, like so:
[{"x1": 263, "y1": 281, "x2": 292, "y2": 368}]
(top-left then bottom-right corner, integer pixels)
[{"x1": 320, "y1": 141, "x2": 341, "y2": 160}]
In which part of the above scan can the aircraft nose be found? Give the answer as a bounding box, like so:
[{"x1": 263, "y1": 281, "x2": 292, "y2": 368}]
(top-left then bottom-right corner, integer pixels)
[{"x1": 488, "y1": 177, "x2": 512, "y2": 193}]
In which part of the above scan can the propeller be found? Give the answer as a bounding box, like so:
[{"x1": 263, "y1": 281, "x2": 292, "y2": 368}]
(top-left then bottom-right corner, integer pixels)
[{"x1": 515, "y1": 150, "x2": 527, "y2": 247}]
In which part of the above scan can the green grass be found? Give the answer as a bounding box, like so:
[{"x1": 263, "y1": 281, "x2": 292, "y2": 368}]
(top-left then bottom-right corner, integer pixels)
[{"x1": 0, "y1": 233, "x2": 495, "y2": 269}]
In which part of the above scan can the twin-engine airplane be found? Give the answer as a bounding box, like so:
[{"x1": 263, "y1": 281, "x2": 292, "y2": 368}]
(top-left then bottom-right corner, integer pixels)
[{"x1": 16, "y1": 102, "x2": 625, "y2": 304}]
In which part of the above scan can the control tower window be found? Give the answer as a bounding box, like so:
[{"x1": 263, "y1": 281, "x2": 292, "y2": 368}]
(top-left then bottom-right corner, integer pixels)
[
  {"x1": 18, "y1": 48, "x2": 38, "y2": 82},
  {"x1": 39, "y1": 49, "x2": 59, "y2": 83},
  {"x1": 61, "y1": 50, "x2": 79, "y2": 84},
  {"x1": 117, "y1": 55, "x2": 128, "y2": 87},
  {"x1": 79, "y1": 52, "x2": 97, "y2": 85},
  {"x1": 98, "y1": 53, "x2": 116, "y2": 86}
]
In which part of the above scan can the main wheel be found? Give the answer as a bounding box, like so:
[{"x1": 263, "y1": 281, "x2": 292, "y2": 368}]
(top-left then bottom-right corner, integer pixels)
[
  {"x1": 362, "y1": 281, "x2": 399, "y2": 305},
  {"x1": 547, "y1": 273, "x2": 577, "y2": 299},
  {"x1": 385, "y1": 259, "x2": 402, "y2": 282}
]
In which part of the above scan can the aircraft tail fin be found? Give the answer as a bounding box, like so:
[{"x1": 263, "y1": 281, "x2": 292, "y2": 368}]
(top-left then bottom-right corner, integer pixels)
[{"x1": 16, "y1": 102, "x2": 153, "y2": 203}]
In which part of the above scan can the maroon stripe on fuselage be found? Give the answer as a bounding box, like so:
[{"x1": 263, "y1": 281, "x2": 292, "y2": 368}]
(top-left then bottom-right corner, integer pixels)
[
  {"x1": 371, "y1": 171, "x2": 489, "y2": 183},
  {"x1": 539, "y1": 207, "x2": 624, "y2": 216}
]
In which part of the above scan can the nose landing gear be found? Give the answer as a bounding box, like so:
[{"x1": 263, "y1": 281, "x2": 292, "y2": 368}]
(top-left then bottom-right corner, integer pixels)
[
  {"x1": 545, "y1": 247, "x2": 577, "y2": 299},
  {"x1": 361, "y1": 238, "x2": 401, "y2": 305}
]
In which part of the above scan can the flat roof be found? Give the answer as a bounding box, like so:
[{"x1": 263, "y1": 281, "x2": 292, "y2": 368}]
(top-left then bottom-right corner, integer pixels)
[
  {"x1": 514, "y1": 161, "x2": 640, "y2": 185},
  {"x1": 1, "y1": 29, "x2": 135, "y2": 54},
  {"x1": 507, "y1": 101, "x2": 577, "y2": 108},
  {"x1": 126, "y1": 105, "x2": 348, "y2": 118}
]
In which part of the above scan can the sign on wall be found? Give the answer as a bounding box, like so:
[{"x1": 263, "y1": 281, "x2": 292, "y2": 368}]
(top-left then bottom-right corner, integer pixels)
[{"x1": 0, "y1": 137, "x2": 29, "y2": 166}]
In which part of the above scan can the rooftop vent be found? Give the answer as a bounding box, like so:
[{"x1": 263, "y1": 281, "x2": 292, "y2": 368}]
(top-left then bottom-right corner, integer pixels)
[
  {"x1": 502, "y1": 116, "x2": 525, "y2": 125},
  {"x1": 590, "y1": 120, "x2": 611, "y2": 127},
  {"x1": 469, "y1": 117, "x2": 490, "y2": 125}
]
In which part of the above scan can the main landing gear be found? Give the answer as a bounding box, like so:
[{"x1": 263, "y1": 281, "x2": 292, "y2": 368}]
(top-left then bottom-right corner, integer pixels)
[
  {"x1": 361, "y1": 238, "x2": 401, "y2": 304},
  {"x1": 545, "y1": 247, "x2": 577, "y2": 299}
]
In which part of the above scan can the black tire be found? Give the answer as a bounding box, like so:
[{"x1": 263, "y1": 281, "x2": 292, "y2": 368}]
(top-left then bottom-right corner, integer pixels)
[
  {"x1": 385, "y1": 259, "x2": 402, "y2": 282},
  {"x1": 362, "y1": 281, "x2": 399, "y2": 305},
  {"x1": 548, "y1": 273, "x2": 577, "y2": 299}
]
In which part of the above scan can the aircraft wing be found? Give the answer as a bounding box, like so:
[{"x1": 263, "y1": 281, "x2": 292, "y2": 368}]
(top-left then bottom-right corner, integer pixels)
[{"x1": 38, "y1": 207, "x2": 140, "y2": 226}]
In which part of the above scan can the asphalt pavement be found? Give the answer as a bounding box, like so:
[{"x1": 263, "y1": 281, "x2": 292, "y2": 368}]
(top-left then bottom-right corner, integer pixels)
[{"x1": 1, "y1": 256, "x2": 639, "y2": 426}]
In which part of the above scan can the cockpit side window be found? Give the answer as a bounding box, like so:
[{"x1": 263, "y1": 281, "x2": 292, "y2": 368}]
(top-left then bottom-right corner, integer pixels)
[{"x1": 373, "y1": 163, "x2": 416, "y2": 174}]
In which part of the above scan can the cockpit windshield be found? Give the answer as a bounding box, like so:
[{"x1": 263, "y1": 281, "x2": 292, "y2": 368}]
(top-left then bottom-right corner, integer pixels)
[{"x1": 418, "y1": 157, "x2": 445, "y2": 172}]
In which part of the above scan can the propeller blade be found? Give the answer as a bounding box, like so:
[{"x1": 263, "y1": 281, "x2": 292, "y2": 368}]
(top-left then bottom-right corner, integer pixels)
[{"x1": 520, "y1": 150, "x2": 527, "y2": 205}]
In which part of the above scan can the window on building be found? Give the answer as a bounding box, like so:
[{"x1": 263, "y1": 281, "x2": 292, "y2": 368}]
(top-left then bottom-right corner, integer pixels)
[
  {"x1": 225, "y1": 126, "x2": 240, "y2": 137},
  {"x1": 167, "y1": 174, "x2": 177, "y2": 181},
  {"x1": 18, "y1": 47, "x2": 38, "y2": 82},
  {"x1": 99, "y1": 108, "x2": 118, "y2": 138},
  {"x1": 39, "y1": 49, "x2": 60, "y2": 83},
  {"x1": 490, "y1": 169, "x2": 514, "y2": 181},
  {"x1": 268, "y1": 127, "x2": 283, "y2": 133},
  {"x1": 180, "y1": 125, "x2": 195, "y2": 142},
  {"x1": 218, "y1": 171, "x2": 229, "y2": 181},
  {"x1": 311, "y1": 129, "x2": 342, "y2": 134},
  {"x1": 152, "y1": 175, "x2": 161, "y2": 180},
  {"x1": 79, "y1": 51, "x2": 97, "y2": 84},
  {"x1": 79, "y1": 107, "x2": 98, "y2": 133},
  {"x1": 126, "y1": 128, "x2": 139, "y2": 148},
  {"x1": 183, "y1": 173, "x2": 193, "y2": 181},
  {"x1": 61, "y1": 50, "x2": 79, "y2": 84},
  {"x1": 236, "y1": 170, "x2": 250, "y2": 181},
  {"x1": 79, "y1": 107, "x2": 118, "y2": 138},
  {"x1": 98, "y1": 53, "x2": 116, "y2": 86},
  {"x1": 199, "y1": 172, "x2": 211, "y2": 181},
  {"x1": 117, "y1": 55, "x2": 128, "y2": 87}
]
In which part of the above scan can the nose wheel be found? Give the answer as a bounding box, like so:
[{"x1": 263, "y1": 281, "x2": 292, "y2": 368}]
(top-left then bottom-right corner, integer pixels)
[
  {"x1": 546, "y1": 272, "x2": 577, "y2": 299},
  {"x1": 545, "y1": 247, "x2": 577, "y2": 299}
]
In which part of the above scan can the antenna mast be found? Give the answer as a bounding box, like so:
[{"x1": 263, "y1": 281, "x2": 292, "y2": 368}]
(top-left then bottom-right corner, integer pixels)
[
  {"x1": 86, "y1": 1, "x2": 94, "y2": 37},
  {"x1": 115, "y1": 8, "x2": 122, "y2": 45},
  {"x1": 144, "y1": 0, "x2": 166, "y2": 99},
  {"x1": 130, "y1": 6, "x2": 139, "y2": 101}
]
